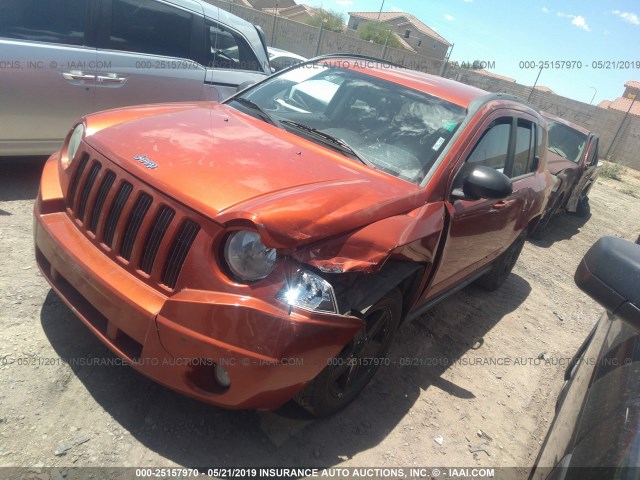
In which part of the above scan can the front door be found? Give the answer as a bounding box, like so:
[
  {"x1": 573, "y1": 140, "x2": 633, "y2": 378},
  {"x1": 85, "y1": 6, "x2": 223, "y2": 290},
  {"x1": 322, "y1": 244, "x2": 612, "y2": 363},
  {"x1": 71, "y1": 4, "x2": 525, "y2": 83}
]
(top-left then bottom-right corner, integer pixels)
[{"x1": 426, "y1": 111, "x2": 540, "y2": 297}]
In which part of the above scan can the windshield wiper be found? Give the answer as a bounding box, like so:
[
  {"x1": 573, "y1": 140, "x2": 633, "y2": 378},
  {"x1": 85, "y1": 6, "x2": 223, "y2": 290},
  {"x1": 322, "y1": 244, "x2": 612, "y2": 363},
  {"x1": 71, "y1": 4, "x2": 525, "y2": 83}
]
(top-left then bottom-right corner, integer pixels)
[
  {"x1": 231, "y1": 97, "x2": 281, "y2": 128},
  {"x1": 280, "y1": 120, "x2": 371, "y2": 166},
  {"x1": 548, "y1": 146, "x2": 568, "y2": 159}
]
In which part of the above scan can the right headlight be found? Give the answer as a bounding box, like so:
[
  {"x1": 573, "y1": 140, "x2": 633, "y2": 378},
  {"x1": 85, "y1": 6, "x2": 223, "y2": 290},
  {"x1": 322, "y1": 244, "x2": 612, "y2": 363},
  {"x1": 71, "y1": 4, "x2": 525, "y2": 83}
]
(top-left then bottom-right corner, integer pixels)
[{"x1": 61, "y1": 123, "x2": 85, "y2": 170}]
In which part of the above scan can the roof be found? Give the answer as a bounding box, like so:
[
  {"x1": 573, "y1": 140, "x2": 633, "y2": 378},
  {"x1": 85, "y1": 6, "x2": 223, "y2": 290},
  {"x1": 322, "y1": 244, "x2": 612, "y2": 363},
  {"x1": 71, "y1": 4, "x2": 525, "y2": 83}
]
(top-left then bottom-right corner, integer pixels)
[
  {"x1": 474, "y1": 69, "x2": 516, "y2": 83},
  {"x1": 608, "y1": 97, "x2": 640, "y2": 117},
  {"x1": 598, "y1": 100, "x2": 612, "y2": 109},
  {"x1": 263, "y1": 4, "x2": 316, "y2": 17},
  {"x1": 348, "y1": 11, "x2": 451, "y2": 46},
  {"x1": 391, "y1": 32, "x2": 416, "y2": 51},
  {"x1": 624, "y1": 80, "x2": 640, "y2": 90}
]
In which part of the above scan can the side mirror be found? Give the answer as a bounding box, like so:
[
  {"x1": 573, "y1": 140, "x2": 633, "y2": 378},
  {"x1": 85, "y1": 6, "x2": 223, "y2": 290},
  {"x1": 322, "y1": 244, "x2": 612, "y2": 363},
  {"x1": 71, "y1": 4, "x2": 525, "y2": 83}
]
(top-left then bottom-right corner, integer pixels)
[
  {"x1": 575, "y1": 236, "x2": 640, "y2": 329},
  {"x1": 453, "y1": 165, "x2": 513, "y2": 201}
]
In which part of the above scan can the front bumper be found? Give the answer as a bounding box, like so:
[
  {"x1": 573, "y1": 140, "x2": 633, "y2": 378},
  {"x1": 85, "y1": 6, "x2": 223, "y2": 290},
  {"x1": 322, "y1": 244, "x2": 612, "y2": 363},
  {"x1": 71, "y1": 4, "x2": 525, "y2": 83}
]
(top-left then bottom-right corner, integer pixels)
[{"x1": 35, "y1": 154, "x2": 363, "y2": 410}]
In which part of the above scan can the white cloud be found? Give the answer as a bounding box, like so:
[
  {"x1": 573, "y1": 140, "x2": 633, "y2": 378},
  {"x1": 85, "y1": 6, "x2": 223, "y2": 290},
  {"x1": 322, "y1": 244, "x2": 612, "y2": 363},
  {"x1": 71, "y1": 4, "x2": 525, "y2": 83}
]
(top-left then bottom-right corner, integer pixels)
[
  {"x1": 463, "y1": 0, "x2": 473, "y2": 3},
  {"x1": 542, "y1": 6, "x2": 550, "y2": 13},
  {"x1": 571, "y1": 16, "x2": 590, "y2": 31},
  {"x1": 556, "y1": 12, "x2": 590, "y2": 31},
  {"x1": 612, "y1": 10, "x2": 640, "y2": 25},
  {"x1": 336, "y1": 0, "x2": 353, "y2": 5},
  {"x1": 444, "y1": 14, "x2": 455, "y2": 21}
]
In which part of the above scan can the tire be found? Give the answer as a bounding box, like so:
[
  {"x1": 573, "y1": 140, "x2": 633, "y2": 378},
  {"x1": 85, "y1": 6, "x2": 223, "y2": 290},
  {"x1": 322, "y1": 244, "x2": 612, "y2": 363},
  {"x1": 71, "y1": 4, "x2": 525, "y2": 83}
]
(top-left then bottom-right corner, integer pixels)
[
  {"x1": 574, "y1": 195, "x2": 590, "y2": 218},
  {"x1": 476, "y1": 233, "x2": 526, "y2": 291},
  {"x1": 295, "y1": 288, "x2": 402, "y2": 417}
]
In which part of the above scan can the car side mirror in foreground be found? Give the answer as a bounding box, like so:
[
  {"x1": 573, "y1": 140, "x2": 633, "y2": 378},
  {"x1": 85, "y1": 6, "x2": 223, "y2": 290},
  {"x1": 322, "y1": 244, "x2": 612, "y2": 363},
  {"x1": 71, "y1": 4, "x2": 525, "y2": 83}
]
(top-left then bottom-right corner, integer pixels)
[
  {"x1": 453, "y1": 165, "x2": 513, "y2": 201},
  {"x1": 575, "y1": 236, "x2": 640, "y2": 329}
]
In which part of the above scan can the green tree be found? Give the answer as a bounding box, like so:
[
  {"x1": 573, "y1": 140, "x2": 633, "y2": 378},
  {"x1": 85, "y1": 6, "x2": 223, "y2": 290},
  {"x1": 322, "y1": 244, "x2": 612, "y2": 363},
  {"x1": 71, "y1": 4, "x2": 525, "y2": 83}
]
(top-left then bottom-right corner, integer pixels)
[
  {"x1": 305, "y1": 9, "x2": 346, "y2": 33},
  {"x1": 357, "y1": 21, "x2": 403, "y2": 49}
]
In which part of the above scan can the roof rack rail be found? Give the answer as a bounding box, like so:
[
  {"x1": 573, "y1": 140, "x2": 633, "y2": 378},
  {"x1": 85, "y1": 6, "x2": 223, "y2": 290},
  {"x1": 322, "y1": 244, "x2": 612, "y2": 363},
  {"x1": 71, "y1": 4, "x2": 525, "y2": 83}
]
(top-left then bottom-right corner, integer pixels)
[{"x1": 474, "y1": 92, "x2": 541, "y2": 113}]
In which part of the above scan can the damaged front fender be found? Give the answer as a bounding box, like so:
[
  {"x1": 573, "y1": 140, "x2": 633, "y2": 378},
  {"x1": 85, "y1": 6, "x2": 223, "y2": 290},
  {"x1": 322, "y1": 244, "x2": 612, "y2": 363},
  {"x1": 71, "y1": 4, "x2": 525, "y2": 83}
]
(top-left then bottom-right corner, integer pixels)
[{"x1": 293, "y1": 202, "x2": 447, "y2": 273}]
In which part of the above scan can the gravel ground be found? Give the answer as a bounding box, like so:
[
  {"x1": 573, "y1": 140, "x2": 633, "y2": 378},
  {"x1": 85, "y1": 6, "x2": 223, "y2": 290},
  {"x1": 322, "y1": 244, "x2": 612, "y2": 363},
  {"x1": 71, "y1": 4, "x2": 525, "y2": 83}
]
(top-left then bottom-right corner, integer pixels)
[{"x1": 1, "y1": 157, "x2": 639, "y2": 479}]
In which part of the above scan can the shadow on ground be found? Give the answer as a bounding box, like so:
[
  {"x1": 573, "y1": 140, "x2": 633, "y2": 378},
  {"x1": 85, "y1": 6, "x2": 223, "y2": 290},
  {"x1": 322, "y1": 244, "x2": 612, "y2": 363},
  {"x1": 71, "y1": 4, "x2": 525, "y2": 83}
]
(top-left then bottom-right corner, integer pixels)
[
  {"x1": 40, "y1": 273, "x2": 531, "y2": 468},
  {"x1": 528, "y1": 211, "x2": 592, "y2": 248},
  {"x1": 0, "y1": 156, "x2": 48, "y2": 202}
]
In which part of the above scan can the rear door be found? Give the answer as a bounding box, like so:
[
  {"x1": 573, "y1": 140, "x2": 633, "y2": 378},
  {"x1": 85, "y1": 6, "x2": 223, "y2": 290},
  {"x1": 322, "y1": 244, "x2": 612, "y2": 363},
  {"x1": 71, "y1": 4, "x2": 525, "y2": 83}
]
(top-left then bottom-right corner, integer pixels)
[
  {"x1": 427, "y1": 110, "x2": 540, "y2": 296},
  {"x1": 93, "y1": 0, "x2": 207, "y2": 112},
  {"x1": 0, "y1": 0, "x2": 96, "y2": 155}
]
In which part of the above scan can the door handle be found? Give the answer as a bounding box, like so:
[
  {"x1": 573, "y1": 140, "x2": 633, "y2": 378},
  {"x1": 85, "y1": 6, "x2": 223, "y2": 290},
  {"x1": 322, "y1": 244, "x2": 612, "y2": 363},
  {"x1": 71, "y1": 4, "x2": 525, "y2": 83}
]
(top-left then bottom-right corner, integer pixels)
[
  {"x1": 492, "y1": 199, "x2": 514, "y2": 209},
  {"x1": 62, "y1": 71, "x2": 96, "y2": 81},
  {"x1": 96, "y1": 74, "x2": 127, "y2": 84}
]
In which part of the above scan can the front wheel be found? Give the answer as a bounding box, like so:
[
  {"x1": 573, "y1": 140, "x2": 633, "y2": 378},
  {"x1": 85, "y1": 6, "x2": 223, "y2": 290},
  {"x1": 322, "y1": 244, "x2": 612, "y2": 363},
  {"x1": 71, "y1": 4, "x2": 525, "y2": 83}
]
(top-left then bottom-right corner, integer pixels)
[
  {"x1": 476, "y1": 232, "x2": 526, "y2": 291},
  {"x1": 295, "y1": 288, "x2": 402, "y2": 417},
  {"x1": 574, "y1": 195, "x2": 590, "y2": 218}
]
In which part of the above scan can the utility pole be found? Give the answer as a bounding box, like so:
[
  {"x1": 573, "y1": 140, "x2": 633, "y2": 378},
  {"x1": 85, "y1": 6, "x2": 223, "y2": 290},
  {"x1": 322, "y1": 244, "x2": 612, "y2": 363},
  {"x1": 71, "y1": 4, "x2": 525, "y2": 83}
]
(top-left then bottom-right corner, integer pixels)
[
  {"x1": 314, "y1": 17, "x2": 326, "y2": 56},
  {"x1": 527, "y1": 65, "x2": 543, "y2": 102},
  {"x1": 605, "y1": 95, "x2": 637, "y2": 160},
  {"x1": 439, "y1": 43, "x2": 453, "y2": 77},
  {"x1": 377, "y1": 0, "x2": 385, "y2": 21},
  {"x1": 381, "y1": 28, "x2": 391, "y2": 59},
  {"x1": 270, "y1": 0, "x2": 278, "y2": 46}
]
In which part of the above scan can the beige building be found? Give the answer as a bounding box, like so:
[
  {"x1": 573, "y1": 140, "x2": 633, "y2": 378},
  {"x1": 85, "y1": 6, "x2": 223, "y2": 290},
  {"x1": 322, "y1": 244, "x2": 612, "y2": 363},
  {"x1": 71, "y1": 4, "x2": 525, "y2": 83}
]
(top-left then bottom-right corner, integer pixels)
[
  {"x1": 347, "y1": 11, "x2": 450, "y2": 60},
  {"x1": 599, "y1": 81, "x2": 640, "y2": 117}
]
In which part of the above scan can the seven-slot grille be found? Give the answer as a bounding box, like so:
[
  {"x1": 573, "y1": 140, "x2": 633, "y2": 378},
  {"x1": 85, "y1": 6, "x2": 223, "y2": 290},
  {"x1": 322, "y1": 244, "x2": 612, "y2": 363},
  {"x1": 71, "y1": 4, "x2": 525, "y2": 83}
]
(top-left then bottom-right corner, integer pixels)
[{"x1": 66, "y1": 153, "x2": 200, "y2": 290}]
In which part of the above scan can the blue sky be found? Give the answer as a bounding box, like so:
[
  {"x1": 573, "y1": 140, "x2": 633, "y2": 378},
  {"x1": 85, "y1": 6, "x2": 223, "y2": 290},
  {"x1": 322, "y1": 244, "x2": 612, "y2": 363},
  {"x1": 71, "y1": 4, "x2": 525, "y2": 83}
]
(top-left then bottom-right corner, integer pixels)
[{"x1": 302, "y1": 0, "x2": 640, "y2": 104}]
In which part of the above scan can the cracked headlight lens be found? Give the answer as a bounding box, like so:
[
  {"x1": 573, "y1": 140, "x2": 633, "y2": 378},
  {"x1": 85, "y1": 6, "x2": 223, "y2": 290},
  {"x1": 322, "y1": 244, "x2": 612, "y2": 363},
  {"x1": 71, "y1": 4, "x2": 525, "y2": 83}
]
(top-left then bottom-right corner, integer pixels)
[
  {"x1": 224, "y1": 230, "x2": 276, "y2": 281},
  {"x1": 278, "y1": 269, "x2": 337, "y2": 314}
]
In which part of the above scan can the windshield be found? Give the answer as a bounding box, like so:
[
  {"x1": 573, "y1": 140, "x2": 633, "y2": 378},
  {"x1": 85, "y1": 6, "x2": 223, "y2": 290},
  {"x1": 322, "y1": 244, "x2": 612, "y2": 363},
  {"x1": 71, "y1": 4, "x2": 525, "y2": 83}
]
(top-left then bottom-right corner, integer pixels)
[
  {"x1": 546, "y1": 119, "x2": 588, "y2": 163},
  {"x1": 226, "y1": 60, "x2": 467, "y2": 184}
]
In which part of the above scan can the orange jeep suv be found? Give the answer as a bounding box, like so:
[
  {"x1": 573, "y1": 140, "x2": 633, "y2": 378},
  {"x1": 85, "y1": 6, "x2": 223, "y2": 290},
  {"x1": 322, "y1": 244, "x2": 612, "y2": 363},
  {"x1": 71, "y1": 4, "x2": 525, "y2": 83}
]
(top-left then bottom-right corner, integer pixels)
[{"x1": 35, "y1": 55, "x2": 552, "y2": 416}]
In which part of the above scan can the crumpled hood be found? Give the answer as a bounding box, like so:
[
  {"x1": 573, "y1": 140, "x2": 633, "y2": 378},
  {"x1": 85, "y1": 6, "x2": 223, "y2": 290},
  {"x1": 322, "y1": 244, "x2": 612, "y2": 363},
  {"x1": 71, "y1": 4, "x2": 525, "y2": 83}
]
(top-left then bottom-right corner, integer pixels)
[
  {"x1": 85, "y1": 102, "x2": 426, "y2": 247},
  {"x1": 547, "y1": 151, "x2": 579, "y2": 175}
]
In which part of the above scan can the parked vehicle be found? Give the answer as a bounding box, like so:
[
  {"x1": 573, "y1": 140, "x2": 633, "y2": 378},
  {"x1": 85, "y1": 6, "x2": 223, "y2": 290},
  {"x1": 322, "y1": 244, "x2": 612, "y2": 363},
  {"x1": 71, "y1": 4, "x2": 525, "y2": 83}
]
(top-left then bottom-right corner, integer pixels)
[
  {"x1": 530, "y1": 235, "x2": 640, "y2": 480},
  {"x1": 267, "y1": 47, "x2": 306, "y2": 72},
  {"x1": 0, "y1": 0, "x2": 270, "y2": 156},
  {"x1": 530, "y1": 113, "x2": 600, "y2": 238},
  {"x1": 34, "y1": 55, "x2": 551, "y2": 416}
]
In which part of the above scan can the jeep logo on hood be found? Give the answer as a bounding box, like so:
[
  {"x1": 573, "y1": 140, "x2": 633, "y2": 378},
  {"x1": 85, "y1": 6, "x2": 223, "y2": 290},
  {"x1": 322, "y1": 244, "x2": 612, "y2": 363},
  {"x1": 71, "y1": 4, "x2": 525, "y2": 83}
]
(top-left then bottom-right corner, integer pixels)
[{"x1": 134, "y1": 155, "x2": 158, "y2": 169}]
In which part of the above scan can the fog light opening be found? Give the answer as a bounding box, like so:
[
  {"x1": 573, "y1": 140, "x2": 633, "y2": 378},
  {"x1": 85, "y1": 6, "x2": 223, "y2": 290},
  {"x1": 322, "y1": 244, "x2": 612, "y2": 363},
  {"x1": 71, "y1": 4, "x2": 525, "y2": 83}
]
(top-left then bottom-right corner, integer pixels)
[{"x1": 214, "y1": 364, "x2": 231, "y2": 388}]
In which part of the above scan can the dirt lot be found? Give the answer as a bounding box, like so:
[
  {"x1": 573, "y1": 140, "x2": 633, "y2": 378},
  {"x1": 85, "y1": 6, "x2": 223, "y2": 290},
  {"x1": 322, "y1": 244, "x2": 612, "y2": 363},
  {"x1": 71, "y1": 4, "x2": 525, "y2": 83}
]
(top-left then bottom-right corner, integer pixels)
[{"x1": 1, "y1": 157, "x2": 639, "y2": 478}]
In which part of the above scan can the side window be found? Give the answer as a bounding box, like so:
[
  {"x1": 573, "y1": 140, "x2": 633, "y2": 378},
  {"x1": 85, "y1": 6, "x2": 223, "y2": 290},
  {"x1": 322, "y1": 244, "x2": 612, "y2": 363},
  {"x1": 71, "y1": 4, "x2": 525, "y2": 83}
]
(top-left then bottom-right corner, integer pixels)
[
  {"x1": 0, "y1": 0, "x2": 86, "y2": 46},
  {"x1": 207, "y1": 21, "x2": 261, "y2": 72},
  {"x1": 107, "y1": 0, "x2": 192, "y2": 59},
  {"x1": 467, "y1": 119, "x2": 511, "y2": 173},
  {"x1": 512, "y1": 120, "x2": 535, "y2": 177}
]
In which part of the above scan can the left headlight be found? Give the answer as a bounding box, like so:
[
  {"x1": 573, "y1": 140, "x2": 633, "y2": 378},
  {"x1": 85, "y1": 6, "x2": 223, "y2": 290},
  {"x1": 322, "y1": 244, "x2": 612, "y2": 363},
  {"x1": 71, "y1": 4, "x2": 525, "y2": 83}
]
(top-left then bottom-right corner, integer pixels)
[
  {"x1": 61, "y1": 124, "x2": 85, "y2": 170},
  {"x1": 223, "y1": 230, "x2": 277, "y2": 282}
]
